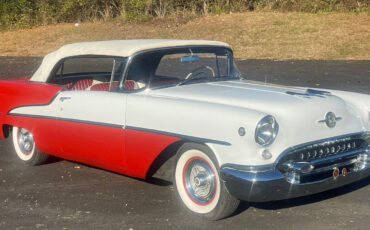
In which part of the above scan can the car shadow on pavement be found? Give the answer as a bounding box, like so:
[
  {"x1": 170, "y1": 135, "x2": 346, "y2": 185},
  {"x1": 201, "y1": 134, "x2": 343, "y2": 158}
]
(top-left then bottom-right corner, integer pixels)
[
  {"x1": 231, "y1": 176, "x2": 370, "y2": 217},
  {"x1": 249, "y1": 176, "x2": 370, "y2": 210},
  {"x1": 147, "y1": 174, "x2": 370, "y2": 217},
  {"x1": 146, "y1": 177, "x2": 173, "y2": 186},
  {"x1": 44, "y1": 155, "x2": 63, "y2": 165}
]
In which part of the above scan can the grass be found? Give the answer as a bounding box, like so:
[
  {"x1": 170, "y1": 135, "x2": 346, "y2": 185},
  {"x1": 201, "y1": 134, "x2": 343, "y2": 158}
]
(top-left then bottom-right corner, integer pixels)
[{"x1": 0, "y1": 12, "x2": 369, "y2": 60}]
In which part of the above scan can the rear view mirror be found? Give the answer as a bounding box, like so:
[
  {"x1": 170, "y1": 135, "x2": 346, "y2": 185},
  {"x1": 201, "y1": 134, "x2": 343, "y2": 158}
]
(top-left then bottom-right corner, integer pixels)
[{"x1": 181, "y1": 55, "x2": 199, "y2": 62}]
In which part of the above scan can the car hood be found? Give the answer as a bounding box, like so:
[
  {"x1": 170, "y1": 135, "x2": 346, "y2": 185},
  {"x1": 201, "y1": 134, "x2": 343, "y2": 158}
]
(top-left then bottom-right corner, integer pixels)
[
  {"x1": 150, "y1": 79, "x2": 366, "y2": 147},
  {"x1": 151, "y1": 80, "x2": 346, "y2": 117}
]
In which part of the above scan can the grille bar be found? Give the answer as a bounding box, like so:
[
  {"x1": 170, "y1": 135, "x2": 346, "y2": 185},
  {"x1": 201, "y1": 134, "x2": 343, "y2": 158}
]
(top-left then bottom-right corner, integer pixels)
[
  {"x1": 278, "y1": 136, "x2": 366, "y2": 166},
  {"x1": 277, "y1": 133, "x2": 369, "y2": 184}
]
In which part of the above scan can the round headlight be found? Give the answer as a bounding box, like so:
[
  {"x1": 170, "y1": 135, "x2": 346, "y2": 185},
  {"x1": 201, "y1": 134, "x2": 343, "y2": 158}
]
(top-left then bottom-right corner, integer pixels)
[{"x1": 255, "y1": 115, "x2": 279, "y2": 146}]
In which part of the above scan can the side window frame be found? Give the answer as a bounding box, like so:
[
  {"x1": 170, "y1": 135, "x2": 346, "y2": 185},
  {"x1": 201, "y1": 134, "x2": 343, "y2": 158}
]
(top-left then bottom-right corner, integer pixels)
[
  {"x1": 118, "y1": 53, "x2": 161, "y2": 93},
  {"x1": 47, "y1": 55, "x2": 128, "y2": 92}
]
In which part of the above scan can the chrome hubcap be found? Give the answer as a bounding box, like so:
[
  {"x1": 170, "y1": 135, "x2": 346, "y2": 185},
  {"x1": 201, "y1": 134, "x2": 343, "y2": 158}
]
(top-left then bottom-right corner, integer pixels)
[
  {"x1": 184, "y1": 159, "x2": 216, "y2": 204},
  {"x1": 18, "y1": 128, "x2": 34, "y2": 154}
]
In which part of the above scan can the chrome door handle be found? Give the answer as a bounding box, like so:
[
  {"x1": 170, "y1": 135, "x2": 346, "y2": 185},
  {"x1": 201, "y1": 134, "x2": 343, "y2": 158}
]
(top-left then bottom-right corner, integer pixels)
[{"x1": 59, "y1": 96, "x2": 71, "y2": 102}]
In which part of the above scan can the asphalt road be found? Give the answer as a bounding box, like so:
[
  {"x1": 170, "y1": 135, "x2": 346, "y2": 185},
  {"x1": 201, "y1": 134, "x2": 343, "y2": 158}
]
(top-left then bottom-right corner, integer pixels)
[{"x1": 0, "y1": 57, "x2": 369, "y2": 230}]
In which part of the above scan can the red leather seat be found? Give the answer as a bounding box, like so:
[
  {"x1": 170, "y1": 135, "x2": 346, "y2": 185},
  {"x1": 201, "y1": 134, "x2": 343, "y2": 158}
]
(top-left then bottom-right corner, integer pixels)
[
  {"x1": 71, "y1": 79, "x2": 93, "y2": 90},
  {"x1": 90, "y1": 81, "x2": 119, "y2": 91},
  {"x1": 63, "y1": 82, "x2": 73, "y2": 89},
  {"x1": 90, "y1": 80, "x2": 135, "y2": 91},
  {"x1": 124, "y1": 80, "x2": 135, "y2": 90}
]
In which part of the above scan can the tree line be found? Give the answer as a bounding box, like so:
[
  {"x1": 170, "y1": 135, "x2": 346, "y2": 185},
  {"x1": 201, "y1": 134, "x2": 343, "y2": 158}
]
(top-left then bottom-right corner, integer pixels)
[{"x1": 0, "y1": 0, "x2": 368, "y2": 30}]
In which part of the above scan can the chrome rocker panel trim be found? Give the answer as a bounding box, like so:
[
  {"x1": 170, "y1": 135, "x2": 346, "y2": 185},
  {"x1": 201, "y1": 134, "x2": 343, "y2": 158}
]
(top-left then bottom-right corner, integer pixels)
[{"x1": 221, "y1": 134, "x2": 370, "y2": 202}]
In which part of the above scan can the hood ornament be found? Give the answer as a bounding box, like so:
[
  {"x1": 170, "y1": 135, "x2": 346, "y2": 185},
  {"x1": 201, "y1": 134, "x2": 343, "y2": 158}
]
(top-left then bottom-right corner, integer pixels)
[{"x1": 318, "y1": 112, "x2": 342, "y2": 128}]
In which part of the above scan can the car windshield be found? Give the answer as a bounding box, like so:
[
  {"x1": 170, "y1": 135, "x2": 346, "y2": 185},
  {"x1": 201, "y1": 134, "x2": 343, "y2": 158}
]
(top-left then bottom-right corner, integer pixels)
[{"x1": 124, "y1": 47, "x2": 241, "y2": 90}]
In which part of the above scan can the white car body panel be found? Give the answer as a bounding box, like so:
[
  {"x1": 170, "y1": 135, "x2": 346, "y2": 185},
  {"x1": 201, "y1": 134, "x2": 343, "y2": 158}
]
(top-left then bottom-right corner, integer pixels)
[
  {"x1": 126, "y1": 80, "x2": 369, "y2": 166},
  {"x1": 10, "y1": 91, "x2": 126, "y2": 127}
]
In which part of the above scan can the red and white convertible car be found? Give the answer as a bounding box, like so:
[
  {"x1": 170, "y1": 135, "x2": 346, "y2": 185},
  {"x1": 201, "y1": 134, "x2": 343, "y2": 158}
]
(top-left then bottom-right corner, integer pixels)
[{"x1": 0, "y1": 39, "x2": 369, "y2": 219}]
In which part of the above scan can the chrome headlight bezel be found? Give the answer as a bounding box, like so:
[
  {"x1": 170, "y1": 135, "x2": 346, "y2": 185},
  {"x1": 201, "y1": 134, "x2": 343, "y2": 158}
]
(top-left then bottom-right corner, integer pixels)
[{"x1": 255, "y1": 115, "x2": 279, "y2": 146}]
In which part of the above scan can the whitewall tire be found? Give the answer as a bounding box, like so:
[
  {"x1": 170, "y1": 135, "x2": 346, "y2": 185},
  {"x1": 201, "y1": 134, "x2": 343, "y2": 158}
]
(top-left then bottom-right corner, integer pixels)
[
  {"x1": 12, "y1": 126, "x2": 49, "y2": 165},
  {"x1": 174, "y1": 143, "x2": 239, "y2": 220}
]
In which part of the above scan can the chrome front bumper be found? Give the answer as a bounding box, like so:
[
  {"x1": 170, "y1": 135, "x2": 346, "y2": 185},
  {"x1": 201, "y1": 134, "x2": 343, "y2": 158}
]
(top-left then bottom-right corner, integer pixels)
[{"x1": 221, "y1": 141, "x2": 370, "y2": 202}]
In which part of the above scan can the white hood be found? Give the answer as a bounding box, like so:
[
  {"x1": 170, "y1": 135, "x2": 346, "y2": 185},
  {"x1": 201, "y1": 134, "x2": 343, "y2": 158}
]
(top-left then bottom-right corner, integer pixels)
[{"x1": 151, "y1": 79, "x2": 367, "y2": 147}]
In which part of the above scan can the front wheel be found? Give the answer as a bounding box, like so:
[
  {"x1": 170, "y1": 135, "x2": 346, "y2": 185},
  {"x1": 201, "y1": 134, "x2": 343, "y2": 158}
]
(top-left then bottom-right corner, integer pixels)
[
  {"x1": 174, "y1": 143, "x2": 239, "y2": 220},
  {"x1": 12, "y1": 126, "x2": 49, "y2": 165}
]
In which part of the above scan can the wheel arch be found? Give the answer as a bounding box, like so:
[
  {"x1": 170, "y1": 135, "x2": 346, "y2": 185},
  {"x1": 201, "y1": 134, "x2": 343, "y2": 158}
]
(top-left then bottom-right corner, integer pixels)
[
  {"x1": 1, "y1": 121, "x2": 35, "y2": 139},
  {"x1": 146, "y1": 140, "x2": 184, "y2": 181},
  {"x1": 1, "y1": 124, "x2": 12, "y2": 139},
  {"x1": 146, "y1": 140, "x2": 220, "y2": 181}
]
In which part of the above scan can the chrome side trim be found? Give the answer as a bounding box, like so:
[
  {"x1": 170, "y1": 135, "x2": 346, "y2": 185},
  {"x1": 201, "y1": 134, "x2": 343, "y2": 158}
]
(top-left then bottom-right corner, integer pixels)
[
  {"x1": 221, "y1": 163, "x2": 275, "y2": 173},
  {"x1": 8, "y1": 113, "x2": 124, "y2": 129},
  {"x1": 125, "y1": 126, "x2": 231, "y2": 146}
]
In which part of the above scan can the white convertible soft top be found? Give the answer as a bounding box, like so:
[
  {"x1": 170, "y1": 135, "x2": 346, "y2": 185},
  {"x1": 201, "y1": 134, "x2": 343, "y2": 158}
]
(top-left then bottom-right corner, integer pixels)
[{"x1": 31, "y1": 39, "x2": 230, "y2": 82}]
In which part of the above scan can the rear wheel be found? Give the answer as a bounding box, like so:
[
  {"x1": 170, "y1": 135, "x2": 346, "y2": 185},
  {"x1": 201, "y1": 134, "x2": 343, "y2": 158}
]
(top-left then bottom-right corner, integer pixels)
[
  {"x1": 174, "y1": 143, "x2": 239, "y2": 220},
  {"x1": 12, "y1": 127, "x2": 49, "y2": 165}
]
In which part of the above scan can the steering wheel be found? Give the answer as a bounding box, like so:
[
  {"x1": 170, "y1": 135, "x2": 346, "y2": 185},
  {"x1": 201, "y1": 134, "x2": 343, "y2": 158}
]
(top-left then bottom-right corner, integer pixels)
[{"x1": 185, "y1": 65, "x2": 216, "y2": 80}]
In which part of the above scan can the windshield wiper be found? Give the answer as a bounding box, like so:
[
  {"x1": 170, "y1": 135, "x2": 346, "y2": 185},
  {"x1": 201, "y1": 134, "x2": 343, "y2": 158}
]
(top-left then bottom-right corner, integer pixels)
[{"x1": 178, "y1": 76, "x2": 213, "y2": 86}]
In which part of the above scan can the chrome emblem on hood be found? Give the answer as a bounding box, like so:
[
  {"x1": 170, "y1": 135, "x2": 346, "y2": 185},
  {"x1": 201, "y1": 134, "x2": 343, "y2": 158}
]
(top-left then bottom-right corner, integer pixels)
[
  {"x1": 286, "y1": 89, "x2": 331, "y2": 98},
  {"x1": 318, "y1": 112, "x2": 342, "y2": 128}
]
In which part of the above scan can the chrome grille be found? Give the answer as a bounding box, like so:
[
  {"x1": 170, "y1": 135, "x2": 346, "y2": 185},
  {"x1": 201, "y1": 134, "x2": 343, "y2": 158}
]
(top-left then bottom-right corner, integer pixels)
[
  {"x1": 278, "y1": 136, "x2": 366, "y2": 164},
  {"x1": 277, "y1": 133, "x2": 369, "y2": 184}
]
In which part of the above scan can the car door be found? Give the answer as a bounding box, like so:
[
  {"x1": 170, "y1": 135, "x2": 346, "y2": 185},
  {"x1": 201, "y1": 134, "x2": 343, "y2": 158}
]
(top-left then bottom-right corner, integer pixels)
[{"x1": 56, "y1": 90, "x2": 127, "y2": 173}]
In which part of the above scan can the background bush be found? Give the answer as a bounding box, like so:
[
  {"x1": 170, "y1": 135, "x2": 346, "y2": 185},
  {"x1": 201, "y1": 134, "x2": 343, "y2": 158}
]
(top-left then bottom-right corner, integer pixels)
[{"x1": 0, "y1": 0, "x2": 369, "y2": 30}]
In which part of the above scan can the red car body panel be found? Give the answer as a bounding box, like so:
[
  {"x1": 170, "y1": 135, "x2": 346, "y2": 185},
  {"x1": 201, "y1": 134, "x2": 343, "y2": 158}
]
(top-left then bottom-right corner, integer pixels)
[
  {"x1": 0, "y1": 80, "x2": 61, "y2": 116},
  {"x1": 125, "y1": 129, "x2": 180, "y2": 178},
  {"x1": 55, "y1": 120, "x2": 127, "y2": 174}
]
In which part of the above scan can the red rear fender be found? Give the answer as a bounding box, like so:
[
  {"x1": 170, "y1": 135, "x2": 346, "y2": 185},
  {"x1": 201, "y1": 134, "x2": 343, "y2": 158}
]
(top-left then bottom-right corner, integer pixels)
[{"x1": 0, "y1": 80, "x2": 61, "y2": 138}]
